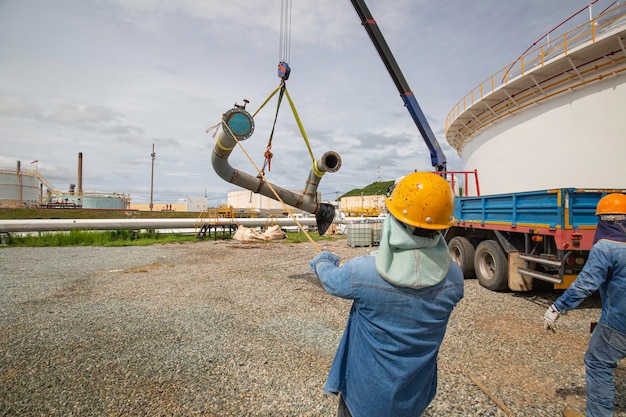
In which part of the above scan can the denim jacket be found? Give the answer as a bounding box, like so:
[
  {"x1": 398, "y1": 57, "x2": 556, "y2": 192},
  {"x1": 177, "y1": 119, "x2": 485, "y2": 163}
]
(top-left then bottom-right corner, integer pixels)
[
  {"x1": 310, "y1": 252, "x2": 464, "y2": 417},
  {"x1": 554, "y1": 239, "x2": 626, "y2": 335}
]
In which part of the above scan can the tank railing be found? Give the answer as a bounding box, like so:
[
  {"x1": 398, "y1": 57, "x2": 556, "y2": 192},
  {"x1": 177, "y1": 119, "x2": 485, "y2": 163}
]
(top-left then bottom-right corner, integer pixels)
[
  {"x1": 445, "y1": 1, "x2": 626, "y2": 134},
  {"x1": 0, "y1": 168, "x2": 29, "y2": 175},
  {"x1": 441, "y1": 169, "x2": 480, "y2": 197},
  {"x1": 42, "y1": 191, "x2": 131, "y2": 199}
]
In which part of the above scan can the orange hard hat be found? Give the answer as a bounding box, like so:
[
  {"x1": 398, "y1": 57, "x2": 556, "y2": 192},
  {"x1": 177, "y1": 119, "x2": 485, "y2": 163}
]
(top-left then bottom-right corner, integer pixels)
[
  {"x1": 385, "y1": 172, "x2": 455, "y2": 230},
  {"x1": 596, "y1": 193, "x2": 626, "y2": 215}
]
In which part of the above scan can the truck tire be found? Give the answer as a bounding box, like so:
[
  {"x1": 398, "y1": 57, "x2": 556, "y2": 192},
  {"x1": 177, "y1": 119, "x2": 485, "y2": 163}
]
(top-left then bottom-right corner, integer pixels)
[
  {"x1": 448, "y1": 236, "x2": 475, "y2": 278},
  {"x1": 474, "y1": 240, "x2": 508, "y2": 291}
]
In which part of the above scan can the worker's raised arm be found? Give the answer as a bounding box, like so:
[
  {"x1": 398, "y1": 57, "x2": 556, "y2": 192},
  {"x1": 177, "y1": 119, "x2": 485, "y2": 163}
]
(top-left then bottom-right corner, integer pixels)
[{"x1": 310, "y1": 252, "x2": 353, "y2": 299}]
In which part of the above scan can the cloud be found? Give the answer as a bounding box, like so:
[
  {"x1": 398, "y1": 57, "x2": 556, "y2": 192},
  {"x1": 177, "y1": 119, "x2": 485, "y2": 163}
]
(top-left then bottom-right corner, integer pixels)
[
  {"x1": 150, "y1": 137, "x2": 183, "y2": 149},
  {"x1": 103, "y1": 125, "x2": 143, "y2": 135},
  {"x1": 0, "y1": 97, "x2": 43, "y2": 119},
  {"x1": 45, "y1": 99, "x2": 121, "y2": 125}
]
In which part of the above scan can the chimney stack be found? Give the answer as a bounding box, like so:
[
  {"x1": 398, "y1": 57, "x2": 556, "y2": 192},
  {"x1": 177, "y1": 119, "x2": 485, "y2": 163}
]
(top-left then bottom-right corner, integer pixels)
[{"x1": 77, "y1": 152, "x2": 83, "y2": 196}]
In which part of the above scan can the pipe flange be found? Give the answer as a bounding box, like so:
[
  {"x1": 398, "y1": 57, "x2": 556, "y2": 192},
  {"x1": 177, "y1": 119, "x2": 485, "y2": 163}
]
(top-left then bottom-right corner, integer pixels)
[{"x1": 222, "y1": 107, "x2": 255, "y2": 140}]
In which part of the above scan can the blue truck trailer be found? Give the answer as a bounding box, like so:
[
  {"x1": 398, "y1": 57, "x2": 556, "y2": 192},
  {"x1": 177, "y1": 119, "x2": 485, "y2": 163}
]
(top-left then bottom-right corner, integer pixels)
[{"x1": 445, "y1": 188, "x2": 626, "y2": 291}]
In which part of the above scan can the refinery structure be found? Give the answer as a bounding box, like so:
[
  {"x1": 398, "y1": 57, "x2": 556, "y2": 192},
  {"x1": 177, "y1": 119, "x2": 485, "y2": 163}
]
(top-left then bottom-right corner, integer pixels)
[
  {"x1": 0, "y1": 154, "x2": 366, "y2": 217},
  {"x1": 0, "y1": 154, "x2": 129, "y2": 210},
  {"x1": 0, "y1": 150, "x2": 378, "y2": 218}
]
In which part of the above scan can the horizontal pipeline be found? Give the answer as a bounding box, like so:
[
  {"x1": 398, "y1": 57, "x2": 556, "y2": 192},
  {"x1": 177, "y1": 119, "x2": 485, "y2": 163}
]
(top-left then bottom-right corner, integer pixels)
[{"x1": 0, "y1": 217, "x2": 330, "y2": 233}]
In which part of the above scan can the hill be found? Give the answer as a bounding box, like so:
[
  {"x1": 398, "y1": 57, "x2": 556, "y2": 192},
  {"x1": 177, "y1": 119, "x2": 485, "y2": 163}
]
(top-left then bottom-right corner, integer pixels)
[{"x1": 341, "y1": 180, "x2": 394, "y2": 198}]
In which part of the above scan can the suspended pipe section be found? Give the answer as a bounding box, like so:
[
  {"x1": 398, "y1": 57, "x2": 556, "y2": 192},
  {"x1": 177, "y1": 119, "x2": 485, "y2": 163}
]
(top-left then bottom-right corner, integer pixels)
[{"x1": 211, "y1": 105, "x2": 341, "y2": 234}]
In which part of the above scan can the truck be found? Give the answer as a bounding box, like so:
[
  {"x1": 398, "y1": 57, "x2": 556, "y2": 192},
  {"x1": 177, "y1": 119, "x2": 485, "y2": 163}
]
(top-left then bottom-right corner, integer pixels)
[
  {"x1": 351, "y1": 0, "x2": 626, "y2": 291},
  {"x1": 446, "y1": 187, "x2": 625, "y2": 292}
]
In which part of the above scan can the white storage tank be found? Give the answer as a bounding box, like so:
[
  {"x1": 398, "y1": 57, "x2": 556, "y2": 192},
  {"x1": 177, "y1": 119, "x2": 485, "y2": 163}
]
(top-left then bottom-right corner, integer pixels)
[
  {"x1": 0, "y1": 165, "x2": 40, "y2": 207},
  {"x1": 43, "y1": 193, "x2": 129, "y2": 209},
  {"x1": 81, "y1": 195, "x2": 128, "y2": 209},
  {"x1": 445, "y1": 3, "x2": 626, "y2": 195}
]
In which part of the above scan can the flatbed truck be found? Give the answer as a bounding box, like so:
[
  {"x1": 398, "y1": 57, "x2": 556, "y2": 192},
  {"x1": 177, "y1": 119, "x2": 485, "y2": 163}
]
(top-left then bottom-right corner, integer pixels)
[{"x1": 445, "y1": 187, "x2": 626, "y2": 291}]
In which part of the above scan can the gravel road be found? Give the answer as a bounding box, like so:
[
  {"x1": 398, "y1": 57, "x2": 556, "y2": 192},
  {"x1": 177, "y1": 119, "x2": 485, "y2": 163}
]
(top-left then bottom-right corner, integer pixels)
[{"x1": 1, "y1": 238, "x2": 624, "y2": 416}]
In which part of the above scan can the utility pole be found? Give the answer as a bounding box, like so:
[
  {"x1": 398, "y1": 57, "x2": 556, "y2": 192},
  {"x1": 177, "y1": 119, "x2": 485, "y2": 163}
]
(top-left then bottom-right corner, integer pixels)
[{"x1": 149, "y1": 144, "x2": 156, "y2": 211}]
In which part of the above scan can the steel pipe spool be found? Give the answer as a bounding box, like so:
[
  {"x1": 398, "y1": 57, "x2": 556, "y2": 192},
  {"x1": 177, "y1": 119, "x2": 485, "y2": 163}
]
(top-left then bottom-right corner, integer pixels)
[{"x1": 211, "y1": 105, "x2": 341, "y2": 234}]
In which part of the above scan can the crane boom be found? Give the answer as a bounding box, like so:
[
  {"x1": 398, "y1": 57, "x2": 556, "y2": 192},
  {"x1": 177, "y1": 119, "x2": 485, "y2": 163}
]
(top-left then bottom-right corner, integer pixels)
[{"x1": 349, "y1": 0, "x2": 447, "y2": 171}]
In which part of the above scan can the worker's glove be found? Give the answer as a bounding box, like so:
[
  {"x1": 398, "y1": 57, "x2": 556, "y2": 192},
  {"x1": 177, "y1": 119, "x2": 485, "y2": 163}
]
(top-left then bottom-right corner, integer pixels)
[
  {"x1": 543, "y1": 304, "x2": 561, "y2": 332},
  {"x1": 310, "y1": 251, "x2": 341, "y2": 277}
]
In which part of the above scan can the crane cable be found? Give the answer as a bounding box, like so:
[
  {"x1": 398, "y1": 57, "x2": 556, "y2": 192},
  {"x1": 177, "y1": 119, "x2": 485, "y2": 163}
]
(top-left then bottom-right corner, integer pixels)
[
  {"x1": 256, "y1": 0, "x2": 318, "y2": 174},
  {"x1": 206, "y1": 0, "x2": 324, "y2": 252},
  {"x1": 251, "y1": 83, "x2": 316, "y2": 169},
  {"x1": 279, "y1": 0, "x2": 292, "y2": 67},
  {"x1": 257, "y1": 0, "x2": 295, "y2": 176}
]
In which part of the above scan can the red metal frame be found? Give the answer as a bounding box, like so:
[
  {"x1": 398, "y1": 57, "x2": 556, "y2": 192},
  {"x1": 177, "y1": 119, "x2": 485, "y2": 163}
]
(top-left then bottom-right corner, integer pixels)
[{"x1": 442, "y1": 169, "x2": 481, "y2": 196}]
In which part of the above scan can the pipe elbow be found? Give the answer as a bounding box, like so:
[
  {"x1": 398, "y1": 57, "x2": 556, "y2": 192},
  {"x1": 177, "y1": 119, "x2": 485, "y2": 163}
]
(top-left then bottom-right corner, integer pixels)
[
  {"x1": 211, "y1": 107, "x2": 255, "y2": 183},
  {"x1": 315, "y1": 151, "x2": 342, "y2": 176}
]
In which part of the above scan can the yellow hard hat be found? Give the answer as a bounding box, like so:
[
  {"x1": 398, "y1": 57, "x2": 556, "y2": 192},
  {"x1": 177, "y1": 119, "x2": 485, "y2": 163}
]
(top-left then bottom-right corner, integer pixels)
[
  {"x1": 385, "y1": 172, "x2": 455, "y2": 230},
  {"x1": 596, "y1": 193, "x2": 626, "y2": 215}
]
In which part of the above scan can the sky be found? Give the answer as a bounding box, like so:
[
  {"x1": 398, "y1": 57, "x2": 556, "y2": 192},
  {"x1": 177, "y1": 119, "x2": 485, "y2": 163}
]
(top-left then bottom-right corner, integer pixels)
[{"x1": 0, "y1": 0, "x2": 607, "y2": 206}]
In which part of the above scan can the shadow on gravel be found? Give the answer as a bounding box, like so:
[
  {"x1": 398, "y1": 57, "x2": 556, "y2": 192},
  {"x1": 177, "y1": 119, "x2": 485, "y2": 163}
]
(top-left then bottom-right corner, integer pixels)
[
  {"x1": 556, "y1": 385, "x2": 586, "y2": 399},
  {"x1": 556, "y1": 369, "x2": 626, "y2": 415},
  {"x1": 288, "y1": 273, "x2": 323, "y2": 288},
  {"x1": 509, "y1": 280, "x2": 602, "y2": 310}
]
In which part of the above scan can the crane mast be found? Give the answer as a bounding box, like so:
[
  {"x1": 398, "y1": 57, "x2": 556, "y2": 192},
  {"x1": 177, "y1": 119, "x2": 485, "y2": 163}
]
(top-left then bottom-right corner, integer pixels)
[{"x1": 349, "y1": 0, "x2": 447, "y2": 171}]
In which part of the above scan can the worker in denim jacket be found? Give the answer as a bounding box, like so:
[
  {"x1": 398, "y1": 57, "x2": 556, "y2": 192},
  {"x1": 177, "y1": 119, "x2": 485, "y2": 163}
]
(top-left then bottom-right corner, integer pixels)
[
  {"x1": 544, "y1": 193, "x2": 626, "y2": 417},
  {"x1": 310, "y1": 172, "x2": 464, "y2": 417}
]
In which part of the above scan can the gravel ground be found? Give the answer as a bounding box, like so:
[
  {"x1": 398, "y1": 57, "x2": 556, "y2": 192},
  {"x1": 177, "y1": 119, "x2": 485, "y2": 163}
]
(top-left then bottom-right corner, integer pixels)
[{"x1": 1, "y1": 238, "x2": 624, "y2": 416}]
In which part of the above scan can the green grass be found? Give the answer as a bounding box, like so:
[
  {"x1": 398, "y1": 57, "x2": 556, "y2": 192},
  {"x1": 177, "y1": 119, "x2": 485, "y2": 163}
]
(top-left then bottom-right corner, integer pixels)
[
  {"x1": 283, "y1": 232, "x2": 338, "y2": 243},
  {"x1": 0, "y1": 208, "x2": 199, "y2": 220},
  {"x1": 2, "y1": 229, "x2": 198, "y2": 247}
]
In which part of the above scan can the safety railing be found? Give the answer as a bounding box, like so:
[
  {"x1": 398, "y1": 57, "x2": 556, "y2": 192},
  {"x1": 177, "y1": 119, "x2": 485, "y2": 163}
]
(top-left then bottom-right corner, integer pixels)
[
  {"x1": 445, "y1": 1, "x2": 626, "y2": 135},
  {"x1": 442, "y1": 170, "x2": 481, "y2": 197}
]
